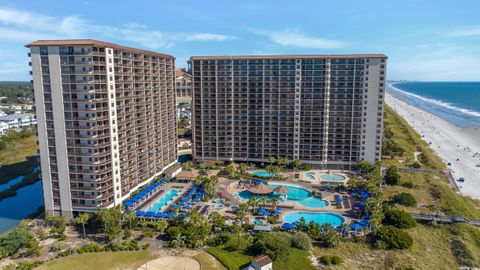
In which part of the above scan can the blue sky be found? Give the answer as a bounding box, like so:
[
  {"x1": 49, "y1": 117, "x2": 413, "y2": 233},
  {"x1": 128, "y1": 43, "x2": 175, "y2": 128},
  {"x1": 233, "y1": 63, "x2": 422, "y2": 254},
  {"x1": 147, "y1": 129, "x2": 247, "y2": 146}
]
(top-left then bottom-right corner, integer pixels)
[{"x1": 0, "y1": 0, "x2": 480, "y2": 81}]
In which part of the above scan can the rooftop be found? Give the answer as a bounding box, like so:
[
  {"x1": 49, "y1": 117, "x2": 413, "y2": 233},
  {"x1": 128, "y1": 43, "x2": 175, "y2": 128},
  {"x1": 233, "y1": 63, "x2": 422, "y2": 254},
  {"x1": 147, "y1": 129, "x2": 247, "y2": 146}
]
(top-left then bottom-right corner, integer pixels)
[
  {"x1": 190, "y1": 54, "x2": 387, "y2": 60},
  {"x1": 26, "y1": 39, "x2": 175, "y2": 59},
  {"x1": 0, "y1": 113, "x2": 35, "y2": 121},
  {"x1": 253, "y1": 255, "x2": 273, "y2": 266}
]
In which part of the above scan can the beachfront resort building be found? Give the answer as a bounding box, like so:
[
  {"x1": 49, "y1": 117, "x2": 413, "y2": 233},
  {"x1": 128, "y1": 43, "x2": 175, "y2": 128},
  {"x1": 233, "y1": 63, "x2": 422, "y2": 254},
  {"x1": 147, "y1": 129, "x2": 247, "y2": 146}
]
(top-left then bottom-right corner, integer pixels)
[
  {"x1": 175, "y1": 68, "x2": 192, "y2": 102},
  {"x1": 27, "y1": 39, "x2": 178, "y2": 217},
  {"x1": 190, "y1": 55, "x2": 387, "y2": 170}
]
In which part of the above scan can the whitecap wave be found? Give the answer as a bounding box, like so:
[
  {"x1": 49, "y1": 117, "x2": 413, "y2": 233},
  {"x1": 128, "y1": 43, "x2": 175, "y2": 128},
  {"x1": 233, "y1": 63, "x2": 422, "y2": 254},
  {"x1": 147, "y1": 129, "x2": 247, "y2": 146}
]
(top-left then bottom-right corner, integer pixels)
[{"x1": 388, "y1": 83, "x2": 480, "y2": 118}]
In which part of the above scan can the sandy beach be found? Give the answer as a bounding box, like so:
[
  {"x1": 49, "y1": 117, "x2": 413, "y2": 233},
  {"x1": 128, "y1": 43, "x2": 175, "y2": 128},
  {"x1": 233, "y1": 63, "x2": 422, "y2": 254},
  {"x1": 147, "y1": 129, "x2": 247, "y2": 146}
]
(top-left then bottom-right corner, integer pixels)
[{"x1": 385, "y1": 91, "x2": 480, "y2": 199}]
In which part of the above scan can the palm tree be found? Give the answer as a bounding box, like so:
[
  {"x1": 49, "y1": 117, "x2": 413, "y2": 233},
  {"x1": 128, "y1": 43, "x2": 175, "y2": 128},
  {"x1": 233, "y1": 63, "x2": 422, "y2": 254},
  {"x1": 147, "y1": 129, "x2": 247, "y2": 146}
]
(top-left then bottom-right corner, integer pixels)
[
  {"x1": 75, "y1": 213, "x2": 90, "y2": 238},
  {"x1": 277, "y1": 157, "x2": 289, "y2": 169},
  {"x1": 248, "y1": 197, "x2": 259, "y2": 213},
  {"x1": 267, "y1": 156, "x2": 277, "y2": 165},
  {"x1": 172, "y1": 233, "x2": 186, "y2": 248},
  {"x1": 124, "y1": 209, "x2": 136, "y2": 230},
  {"x1": 239, "y1": 163, "x2": 248, "y2": 174},
  {"x1": 271, "y1": 197, "x2": 279, "y2": 208},
  {"x1": 293, "y1": 159, "x2": 302, "y2": 171}
]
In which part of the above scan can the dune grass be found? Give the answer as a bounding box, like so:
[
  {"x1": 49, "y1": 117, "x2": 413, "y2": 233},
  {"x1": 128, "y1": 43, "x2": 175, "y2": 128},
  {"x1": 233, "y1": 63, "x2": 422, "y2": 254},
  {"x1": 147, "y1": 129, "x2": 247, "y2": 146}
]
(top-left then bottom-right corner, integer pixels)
[
  {"x1": 37, "y1": 251, "x2": 153, "y2": 270},
  {"x1": 0, "y1": 135, "x2": 38, "y2": 184},
  {"x1": 382, "y1": 105, "x2": 445, "y2": 169}
]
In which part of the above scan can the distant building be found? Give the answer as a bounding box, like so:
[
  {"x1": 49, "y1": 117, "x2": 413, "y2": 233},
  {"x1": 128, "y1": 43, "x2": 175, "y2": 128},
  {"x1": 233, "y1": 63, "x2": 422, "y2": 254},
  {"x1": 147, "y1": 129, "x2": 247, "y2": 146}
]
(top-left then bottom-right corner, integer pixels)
[
  {"x1": 27, "y1": 39, "x2": 177, "y2": 217},
  {"x1": 242, "y1": 255, "x2": 273, "y2": 270},
  {"x1": 190, "y1": 54, "x2": 387, "y2": 170},
  {"x1": 0, "y1": 113, "x2": 37, "y2": 135},
  {"x1": 175, "y1": 68, "x2": 192, "y2": 102}
]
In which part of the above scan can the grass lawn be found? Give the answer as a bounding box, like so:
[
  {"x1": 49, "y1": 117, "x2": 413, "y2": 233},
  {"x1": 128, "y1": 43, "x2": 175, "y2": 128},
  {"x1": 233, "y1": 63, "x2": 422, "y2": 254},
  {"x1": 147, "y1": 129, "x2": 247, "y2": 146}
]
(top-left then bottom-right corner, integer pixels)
[
  {"x1": 37, "y1": 251, "x2": 154, "y2": 270},
  {"x1": 193, "y1": 251, "x2": 227, "y2": 270},
  {"x1": 0, "y1": 134, "x2": 38, "y2": 184},
  {"x1": 207, "y1": 237, "x2": 315, "y2": 270}
]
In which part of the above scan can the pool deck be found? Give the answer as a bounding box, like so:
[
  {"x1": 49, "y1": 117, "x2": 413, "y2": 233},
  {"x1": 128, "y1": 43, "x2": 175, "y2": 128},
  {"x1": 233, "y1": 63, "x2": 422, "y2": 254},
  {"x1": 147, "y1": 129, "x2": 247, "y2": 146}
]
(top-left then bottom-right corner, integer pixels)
[{"x1": 138, "y1": 183, "x2": 191, "y2": 212}]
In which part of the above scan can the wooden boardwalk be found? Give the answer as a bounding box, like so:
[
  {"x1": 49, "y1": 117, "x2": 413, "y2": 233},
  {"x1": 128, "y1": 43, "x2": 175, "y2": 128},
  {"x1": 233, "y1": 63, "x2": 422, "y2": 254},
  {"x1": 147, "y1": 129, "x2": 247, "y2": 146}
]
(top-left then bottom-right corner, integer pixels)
[{"x1": 411, "y1": 213, "x2": 480, "y2": 227}]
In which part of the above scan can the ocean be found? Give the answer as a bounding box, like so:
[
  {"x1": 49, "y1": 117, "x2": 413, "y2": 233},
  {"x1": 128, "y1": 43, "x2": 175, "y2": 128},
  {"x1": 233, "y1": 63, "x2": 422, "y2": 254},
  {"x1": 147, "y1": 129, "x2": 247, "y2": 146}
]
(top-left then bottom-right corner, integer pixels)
[{"x1": 388, "y1": 82, "x2": 480, "y2": 128}]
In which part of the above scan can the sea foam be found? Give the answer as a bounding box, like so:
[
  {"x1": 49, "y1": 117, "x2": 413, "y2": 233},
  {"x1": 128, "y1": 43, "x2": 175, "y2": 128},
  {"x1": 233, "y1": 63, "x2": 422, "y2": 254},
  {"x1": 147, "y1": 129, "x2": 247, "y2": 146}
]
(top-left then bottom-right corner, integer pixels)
[{"x1": 389, "y1": 83, "x2": 480, "y2": 118}]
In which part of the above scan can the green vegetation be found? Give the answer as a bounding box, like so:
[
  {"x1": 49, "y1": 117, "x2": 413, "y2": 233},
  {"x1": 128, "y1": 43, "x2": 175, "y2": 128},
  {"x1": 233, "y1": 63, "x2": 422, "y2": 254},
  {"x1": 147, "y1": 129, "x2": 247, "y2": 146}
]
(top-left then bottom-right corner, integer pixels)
[
  {"x1": 207, "y1": 233, "x2": 315, "y2": 270},
  {"x1": 193, "y1": 251, "x2": 227, "y2": 270},
  {"x1": 319, "y1": 254, "x2": 343, "y2": 265},
  {"x1": 384, "y1": 166, "x2": 401, "y2": 185},
  {"x1": 390, "y1": 192, "x2": 417, "y2": 207},
  {"x1": 0, "y1": 81, "x2": 33, "y2": 105},
  {"x1": 382, "y1": 208, "x2": 417, "y2": 229},
  {"x1": 37, "y1": 251, "x2": 153, "y2": 270},
  {"x1": 0, "y1": 228, "x2": 36, "y2": 259},
  {"x1": 375, "y1": 225, "x2": 413, "y2": 250},
  {"x1": 382, "y1": 106, "x2": 445, "y2": 169}
]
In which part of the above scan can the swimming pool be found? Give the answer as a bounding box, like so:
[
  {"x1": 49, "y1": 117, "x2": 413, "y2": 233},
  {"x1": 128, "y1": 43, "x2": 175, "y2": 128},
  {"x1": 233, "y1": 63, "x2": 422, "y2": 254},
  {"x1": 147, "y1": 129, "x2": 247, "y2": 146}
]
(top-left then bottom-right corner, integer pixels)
[
  {"x1": 146, "y1": 189, "x2": 181, "y2": 212},
  {"x1": 321, "y1": 174, "x2": 346, "y2": 181},
  {"x1": 283, "y1": 212, "x2": 345, "y2": 227},
  {"x1": 306, "y1": 172, "x2": 316, "y2": 180},
  {"x1": 250, "y1": 171, "x2": 276, "y2": 178},
  {"x1": 237, "y1": 183, "x2": 328, "y2": 208}
]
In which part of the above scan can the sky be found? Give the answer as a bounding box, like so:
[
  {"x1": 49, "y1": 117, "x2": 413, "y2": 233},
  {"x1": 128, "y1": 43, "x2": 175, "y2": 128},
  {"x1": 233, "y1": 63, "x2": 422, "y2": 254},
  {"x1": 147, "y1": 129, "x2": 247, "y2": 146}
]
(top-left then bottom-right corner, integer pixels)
[{"x1": 0, "y1": 0, "x2": 480, "y2": 81}]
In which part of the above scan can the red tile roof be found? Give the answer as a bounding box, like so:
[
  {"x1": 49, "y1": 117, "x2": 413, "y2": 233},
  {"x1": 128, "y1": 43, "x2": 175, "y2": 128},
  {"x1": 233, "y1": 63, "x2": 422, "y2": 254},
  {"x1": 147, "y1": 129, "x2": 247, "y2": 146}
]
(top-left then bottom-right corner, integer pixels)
[{"x1": 253, "y1": 255, "x2": 272, "y2": 266}]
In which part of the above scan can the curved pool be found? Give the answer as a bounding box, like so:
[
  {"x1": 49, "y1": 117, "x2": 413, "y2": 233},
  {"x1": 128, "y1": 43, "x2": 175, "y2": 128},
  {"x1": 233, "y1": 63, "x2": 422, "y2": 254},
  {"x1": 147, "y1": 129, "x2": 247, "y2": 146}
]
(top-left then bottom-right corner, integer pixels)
[
  {"x1": 321, "y1": 174, "x2": 346, "y2": 181},
  {"x1": 251, "y1": 171, "x2": 276, "y2": 178},
  {"x1": 237, "y1": 183, "x2": 328, "y2": 208},
  {"x1": 283, "y1": 212, "x2": 345, "y2": 227}
]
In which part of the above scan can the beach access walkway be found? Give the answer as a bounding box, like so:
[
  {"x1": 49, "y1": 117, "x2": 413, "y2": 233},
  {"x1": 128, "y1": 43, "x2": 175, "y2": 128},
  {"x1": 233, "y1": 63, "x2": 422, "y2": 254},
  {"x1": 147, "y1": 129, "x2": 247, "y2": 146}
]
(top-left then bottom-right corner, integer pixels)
[{"x1": 411, "y1": 213, "x2": 480, "y2": 227}]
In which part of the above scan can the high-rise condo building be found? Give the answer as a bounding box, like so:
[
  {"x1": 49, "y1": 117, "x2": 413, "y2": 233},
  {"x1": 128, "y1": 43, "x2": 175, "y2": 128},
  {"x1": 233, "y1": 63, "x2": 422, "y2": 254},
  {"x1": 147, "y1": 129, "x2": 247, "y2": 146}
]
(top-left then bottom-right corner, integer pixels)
[
  {"x1": 190, "y1": 55, "x2": 387, "y2": 170},
  {"x1": 27, "y1": 40, "x2": 177, "y2": 217}
]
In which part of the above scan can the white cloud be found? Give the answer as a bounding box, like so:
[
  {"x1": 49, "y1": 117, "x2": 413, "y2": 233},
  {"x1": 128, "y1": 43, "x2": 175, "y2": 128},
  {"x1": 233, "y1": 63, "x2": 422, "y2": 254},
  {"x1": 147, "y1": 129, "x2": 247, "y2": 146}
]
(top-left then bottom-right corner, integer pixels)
[
  {"x1": 447, "y1": 26, "x2": 480, "y2": 37},
  {"x1": 254, "y1": 29, "x2": 347, "y2": 49},
  {"x1": 0, "y1": 7, "x2": 234, "y2": 49}
]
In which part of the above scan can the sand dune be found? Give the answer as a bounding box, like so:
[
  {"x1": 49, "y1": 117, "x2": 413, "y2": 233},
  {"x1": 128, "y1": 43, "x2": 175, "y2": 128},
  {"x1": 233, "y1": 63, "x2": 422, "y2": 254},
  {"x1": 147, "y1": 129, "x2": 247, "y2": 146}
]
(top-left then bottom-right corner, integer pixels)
[{"x1": 386, "y1": 92, "x2": 480, "y2": 199}]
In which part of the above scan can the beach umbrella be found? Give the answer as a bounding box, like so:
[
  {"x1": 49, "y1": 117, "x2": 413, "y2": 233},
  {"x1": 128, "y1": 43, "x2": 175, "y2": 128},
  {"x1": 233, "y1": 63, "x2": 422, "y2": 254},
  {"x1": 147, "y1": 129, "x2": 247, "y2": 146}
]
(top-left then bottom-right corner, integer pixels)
[
  {"x1": 336, "y1": 196, "x2": 344, "y2": 203},
  {"x1": 274, "y1": 185, "x2": 289, "y2": 193},
  {"x1": 349, "y1": 223, "x2": 362, "y2": 231},
  {"x1": 282, "y1": 223, "x2": 294, "y2": 230}
]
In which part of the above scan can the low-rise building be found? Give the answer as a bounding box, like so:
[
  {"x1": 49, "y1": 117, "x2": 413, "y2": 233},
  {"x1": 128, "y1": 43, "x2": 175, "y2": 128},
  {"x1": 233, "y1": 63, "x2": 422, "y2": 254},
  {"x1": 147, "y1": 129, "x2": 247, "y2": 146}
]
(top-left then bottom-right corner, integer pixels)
[
  {"x1": 242, "y1": 255, "x2": 273, "y2": 270},
  {"x1": 0, "y1": 113, "x2": 37, "y2": 135}
]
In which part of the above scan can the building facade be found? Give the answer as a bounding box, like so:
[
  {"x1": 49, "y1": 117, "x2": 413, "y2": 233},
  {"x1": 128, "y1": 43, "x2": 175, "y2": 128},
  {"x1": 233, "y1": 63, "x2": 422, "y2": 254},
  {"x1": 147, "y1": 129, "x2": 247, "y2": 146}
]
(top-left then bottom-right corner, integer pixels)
[
  {"x1": 175, "y1": 68, "x2": 192, "y2": 102},
  {"x1": 27, "y1": 40, "x2": 177, "y2": 217},
  {"x1": 0, "y1": 113, "x2": 37, "y2": 135},
  {"x1": 190, "y1": 55, "x2": 386, "y2": 170}
]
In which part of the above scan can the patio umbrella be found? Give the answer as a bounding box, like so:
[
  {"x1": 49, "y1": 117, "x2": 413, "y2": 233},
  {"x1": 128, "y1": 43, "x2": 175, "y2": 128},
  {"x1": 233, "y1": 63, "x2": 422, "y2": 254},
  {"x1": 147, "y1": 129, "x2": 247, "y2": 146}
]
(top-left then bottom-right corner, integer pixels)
[
  {"x1": 336, "y1": 196, "x2": 344, "y2": 203},
  {"x1": 324, "y1": 185, "x2": 332, "y2": 189},
  {"x1": 282, "y1": 223, "x2": 294, "y2": 230},
  {"x1": 274, "y1": 186, "x2": 289, "y2": 193},
  {"x1": 349, "y1": 223, "x2": 362, "y2": 231},
  {"x1": 248, "y1": 183, "x2": 274, "y2": 195}
]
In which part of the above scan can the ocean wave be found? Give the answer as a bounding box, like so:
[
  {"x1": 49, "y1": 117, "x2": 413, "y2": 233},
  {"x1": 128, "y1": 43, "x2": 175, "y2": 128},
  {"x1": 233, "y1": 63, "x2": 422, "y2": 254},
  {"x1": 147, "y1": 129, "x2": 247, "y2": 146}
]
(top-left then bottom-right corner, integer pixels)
[{"x1": 389, "y1": 83, "x2": 480, "y2": 118}]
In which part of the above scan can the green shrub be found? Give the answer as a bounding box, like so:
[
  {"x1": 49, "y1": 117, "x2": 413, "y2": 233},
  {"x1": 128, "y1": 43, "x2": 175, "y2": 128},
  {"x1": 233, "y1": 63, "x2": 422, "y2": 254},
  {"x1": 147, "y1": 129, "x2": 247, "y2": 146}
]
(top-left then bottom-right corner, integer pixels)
[
  {"x1": 0, "y1": 228, "x2": 33, "y2": 257},
  {"x1": 142, "y1": 243, "x2": 150, "y2": 250},
  {"x1": 123, "y1": 229, "x2": 132, "y2": 239},
  {"x1": 429, "y1": 185, "x2": 442, "y2": 199},
  {"x1": 253, "y1": 232, "x2": 291, "y2": 260},
  {"x1": 409, "y1": 162, "x2": 421, "y2": 169},
  {"x1": 165, "y1": 226, "x2": 181, "y2": 241},
  {"x1": 383, "y1": 209, "x2": 416, "y2": 229},
  {"x1": 400, "y1": 181, "x2": 415, "y2": 189},
  {"x1": 375, "y1": 226, "x2": 413, "y2": 250},
  {"x1": 16, "y1": 259, "x2": 43, "y2": 270},
  {"x1": 450, "y1": 239, "x2": 474, "y2": 267},
  {"x1": 385, "y1": 167, "x2": 401, "y2": 185},
  {"x1": 207, "y1": 233, "x2": 231, "y2": 246},
  {"x1": 142, "y1": 229, "x2": 156, "y2": 239},
  {"x1": 319, "y1": 255, "x2": 343, "y2": 265},
  {"x1": 290, "y1": 232, "x2": 311, "y2": 250},
  {"x1": 391, "y1": 192, "x2": 417, "y2": 207}
]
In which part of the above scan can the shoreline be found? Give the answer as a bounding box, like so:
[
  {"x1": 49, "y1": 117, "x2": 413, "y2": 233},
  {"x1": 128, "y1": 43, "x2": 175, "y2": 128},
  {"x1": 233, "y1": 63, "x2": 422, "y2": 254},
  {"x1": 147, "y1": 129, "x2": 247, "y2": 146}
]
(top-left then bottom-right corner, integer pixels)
[{"x1": 385, "y1": 90, "x2": 480, "y2": 199}]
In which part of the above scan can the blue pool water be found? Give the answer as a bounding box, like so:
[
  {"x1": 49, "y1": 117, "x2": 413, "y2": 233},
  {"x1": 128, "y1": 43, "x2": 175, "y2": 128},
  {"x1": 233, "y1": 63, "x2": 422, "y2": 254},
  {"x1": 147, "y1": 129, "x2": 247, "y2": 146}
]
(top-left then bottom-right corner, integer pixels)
[
  {"x1": 237, "y1": 183, "x2": 328, "y2": 208},
  {"x1": 147, "y1": 189, "x2": 181, "y2": 212},
  {"x1": 283, "y1": 212, "x2": 345, "y2": 227},
  {"x1": 306, "y1": 172, "x2": 315, "y2": 180},
  {"x1": 321, "y1": 174, "x2": 345, "y2": 181},
  {"x1": 298, "y1": 197, "x2": 329, "y2": 208},
  {"x1": 251, "y1": 171, "x2": 276, "y2": 178},
  {"x1": 0, "y1": 176, "x2": 25, "y2": 192}
]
